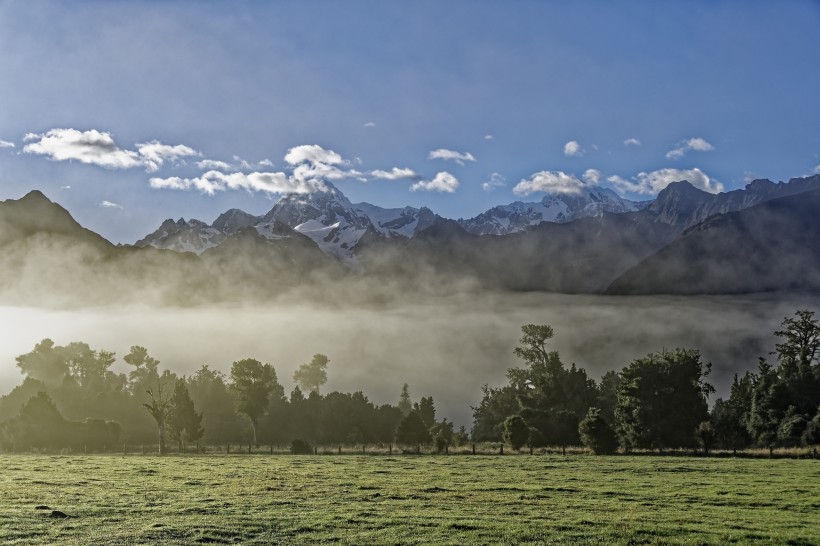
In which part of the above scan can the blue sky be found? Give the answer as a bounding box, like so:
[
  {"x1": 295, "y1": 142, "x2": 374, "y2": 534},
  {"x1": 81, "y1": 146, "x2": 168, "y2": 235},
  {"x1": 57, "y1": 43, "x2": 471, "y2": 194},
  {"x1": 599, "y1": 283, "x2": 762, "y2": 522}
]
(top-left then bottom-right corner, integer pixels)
[{"x1": 0, "y1": 1, "x2": 818, "y2": 243}]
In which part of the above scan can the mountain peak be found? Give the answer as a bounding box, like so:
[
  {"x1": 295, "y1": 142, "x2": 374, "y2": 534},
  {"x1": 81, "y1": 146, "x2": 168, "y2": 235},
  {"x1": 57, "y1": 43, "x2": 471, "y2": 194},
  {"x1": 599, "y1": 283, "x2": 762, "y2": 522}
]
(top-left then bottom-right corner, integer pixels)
[{"x1": 459, "y1": 186, "x2": 642, "y2": 235}]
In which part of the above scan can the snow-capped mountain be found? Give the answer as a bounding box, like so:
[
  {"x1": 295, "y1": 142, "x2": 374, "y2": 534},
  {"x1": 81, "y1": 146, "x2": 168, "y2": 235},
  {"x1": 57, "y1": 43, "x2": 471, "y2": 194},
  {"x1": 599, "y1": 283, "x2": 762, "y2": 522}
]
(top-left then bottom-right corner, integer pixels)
[
  {"x1": 134, "y1": 218, "x2": 226, "y2": 254},
  {"x1": 136, "y1": 182, "x2": 435, "y2": 263},
  {"x1": 458, "y1": 187, "x2": 648, "y2": 235}
]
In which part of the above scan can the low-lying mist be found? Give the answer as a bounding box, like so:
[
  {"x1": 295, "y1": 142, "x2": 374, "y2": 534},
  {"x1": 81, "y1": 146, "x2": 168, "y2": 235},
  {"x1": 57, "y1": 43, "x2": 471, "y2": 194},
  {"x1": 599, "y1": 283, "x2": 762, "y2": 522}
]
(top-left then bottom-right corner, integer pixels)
[{"x1": 3, "y1": 292, "x2": 817, "y2": 427}]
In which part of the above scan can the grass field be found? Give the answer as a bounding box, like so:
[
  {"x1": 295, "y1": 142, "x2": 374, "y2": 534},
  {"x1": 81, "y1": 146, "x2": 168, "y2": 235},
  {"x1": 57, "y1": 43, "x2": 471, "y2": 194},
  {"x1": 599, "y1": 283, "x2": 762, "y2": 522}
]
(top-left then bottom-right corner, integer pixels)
[{"x1": 1, "y1": 453, "x2": 818, "y2": 545}]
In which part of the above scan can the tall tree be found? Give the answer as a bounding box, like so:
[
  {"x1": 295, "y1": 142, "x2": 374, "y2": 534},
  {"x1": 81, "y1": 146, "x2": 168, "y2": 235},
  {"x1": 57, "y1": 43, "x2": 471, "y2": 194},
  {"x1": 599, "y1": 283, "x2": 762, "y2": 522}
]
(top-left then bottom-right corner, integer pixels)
[
  {"x1": 615, "y1": 348, "x2": 713, "y2": 451},
  {"x1": 773, "y1": 310, "x2": 820, "y2": 416},
  {"x1": 414, "y1": 396, "x2": 436, "y2": 429},
  {"x1": 167, "y1": 379, "x2": 204, "y2": 452},
  {"x1": 142, "y1": 371, "x2": 176, "y2": 454},
  {"x1": 292, "y1": 354, "x2": 329, "y2": 394},
  {"x1": 230, "y1": 358, "x2": 280, "y2": 446},
  {"x1": 15, "y1": 339, "x2": 68, "y2": 387},
  {"x1": 187, "y1": 365, "x2": 243, "y2": 444},
  {"x1": 395, "y1": 410, "x2": 431, "y2": 449},
  {"x1": 398, "y1": 383, "x2": 412, "y2": 416},
  {"x1": 124, "y1": 346, "x2": 160, "y2": 394}
]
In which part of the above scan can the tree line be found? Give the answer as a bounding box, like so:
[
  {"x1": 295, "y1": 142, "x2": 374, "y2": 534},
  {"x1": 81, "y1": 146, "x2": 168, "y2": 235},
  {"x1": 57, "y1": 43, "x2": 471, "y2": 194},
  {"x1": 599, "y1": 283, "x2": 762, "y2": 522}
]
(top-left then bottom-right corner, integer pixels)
[
  {"x1": 1, "y1": 309, "x2": 818, "y2": 455},
  {"x1": 473, "y1": 310, "x2": 820, "y2": 454},
  {"x1": 0, "y1": 343, "x2": 462, "y2": 453}
]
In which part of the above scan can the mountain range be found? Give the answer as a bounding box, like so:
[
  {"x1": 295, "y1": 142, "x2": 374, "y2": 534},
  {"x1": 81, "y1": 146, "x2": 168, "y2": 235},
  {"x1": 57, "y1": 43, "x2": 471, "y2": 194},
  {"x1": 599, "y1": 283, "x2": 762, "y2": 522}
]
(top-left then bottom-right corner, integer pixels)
[{"x1": 2, "y1": 174, "x2": 819, "y2": 305}]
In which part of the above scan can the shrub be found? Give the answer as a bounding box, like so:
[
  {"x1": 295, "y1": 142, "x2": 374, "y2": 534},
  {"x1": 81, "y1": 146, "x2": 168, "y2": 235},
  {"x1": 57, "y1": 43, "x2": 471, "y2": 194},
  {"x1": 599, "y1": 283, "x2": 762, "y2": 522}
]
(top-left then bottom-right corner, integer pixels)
[
  {"x1": 578, "y1": 407, "x2": 618, "y2": 455},
  {"x1": 290, "y1": 439, "x2": 313, "y2": 454}
]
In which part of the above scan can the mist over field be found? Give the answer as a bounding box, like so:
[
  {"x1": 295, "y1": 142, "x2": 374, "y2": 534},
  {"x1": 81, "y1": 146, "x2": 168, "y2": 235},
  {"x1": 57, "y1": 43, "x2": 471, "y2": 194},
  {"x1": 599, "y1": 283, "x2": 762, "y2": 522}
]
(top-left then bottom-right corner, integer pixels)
[{"x1": 3, "y1": 292, "x2": 816, "y2": 426}]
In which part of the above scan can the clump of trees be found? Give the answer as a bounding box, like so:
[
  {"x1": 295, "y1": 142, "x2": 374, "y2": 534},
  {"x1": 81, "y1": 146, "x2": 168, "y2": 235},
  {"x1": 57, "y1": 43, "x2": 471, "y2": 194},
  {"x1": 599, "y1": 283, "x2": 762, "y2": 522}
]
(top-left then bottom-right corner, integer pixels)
[
  {"x1": 473, "y1": 310, "x2": 820, "y2": 455},
  {"x1": 711, "y1": 310, "x2": 820, "y2": 452},
  {"x1": 0, "y1": 341, "x2": 456, "y2": 454}
]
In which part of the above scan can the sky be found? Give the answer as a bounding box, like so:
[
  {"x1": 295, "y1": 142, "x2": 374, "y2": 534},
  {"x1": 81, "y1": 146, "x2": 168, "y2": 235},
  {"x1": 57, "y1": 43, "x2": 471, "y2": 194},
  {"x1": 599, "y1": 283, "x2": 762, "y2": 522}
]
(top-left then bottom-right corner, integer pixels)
[{"x1": 0, "y1": 1, "x2": 818, "y2": 243}]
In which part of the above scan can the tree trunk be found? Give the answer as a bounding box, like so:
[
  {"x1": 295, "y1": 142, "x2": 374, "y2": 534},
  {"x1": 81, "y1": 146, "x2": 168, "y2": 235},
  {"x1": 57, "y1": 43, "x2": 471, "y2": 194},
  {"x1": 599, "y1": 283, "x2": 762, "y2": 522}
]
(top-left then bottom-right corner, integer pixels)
[
  {"x1": 158, "y1": 422, "x2": 167, "y2": 455},
  {"x1": 251, "y1": 420, "x2": 258, "y2": 447}
]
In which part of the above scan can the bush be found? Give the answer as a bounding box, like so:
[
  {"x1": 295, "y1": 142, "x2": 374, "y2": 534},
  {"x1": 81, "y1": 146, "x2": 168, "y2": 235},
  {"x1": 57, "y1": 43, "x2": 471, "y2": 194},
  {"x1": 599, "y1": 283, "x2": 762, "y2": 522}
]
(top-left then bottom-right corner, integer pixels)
[
  {"x1": 290, "y1": 439, "x2": 313, "y2": 454},
  {"x1": 578, "y1": 408, "x2": 618, "y2": 455},
  {"x1": 503, "y1": 415, "x2": 530, "y2": 451}
]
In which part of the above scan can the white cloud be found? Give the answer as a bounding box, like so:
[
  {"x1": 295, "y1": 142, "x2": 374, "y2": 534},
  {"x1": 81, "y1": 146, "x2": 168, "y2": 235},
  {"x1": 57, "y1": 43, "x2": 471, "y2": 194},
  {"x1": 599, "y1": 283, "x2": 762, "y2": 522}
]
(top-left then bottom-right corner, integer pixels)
[
  {"x1": 196, "y1": 159, "x2": 234, "y2": 171},
  {"x1": 812, "y1": 165, "x2": 820, "y2": 175},
  {"x1": 481, "y1": 172, "x2": 506, "y2": 192},
  {"x1": 100, "y1": 200, "x2": 123, "y2": 210},
  {"x1": 607, "y1": 167, "x2": 723, "y2": 195},
  {"x1": 371, "y1": 167, "x2": 420, "y2": 180},
  {"x1": 284, "y1": 144, "x2": 345, "y2": 166},
  {"x1": 136, "y1": 141, "x2": 199, "y2": 172},
  {"x1": 484, "y1": 134, "x2": 494, "y2": 140},
  {"x1": 582, "y1": 169, "x2": 602, "y2": 185},
  {"x1": 0, "y1": 139, "x2": 14, "y2": 148},
  {"x1": 623, "y1": 138, "x2": 641, "y2": 147},
  {"x1": 410, "y1": 171, "x2": 459, "y2": 193},
  {"x1": 258, "y1": 159, "x2": 274, "y2": 167},
  {"x1": 22, "y1": 128, "x2": 199, "y2": 171},
  {"x1": 150, "y1": 170, "x2": 326, "y2": 196},
  {"x1": 60, "y1": 185, "x2": 71, "y2": 190},
  {"x1": 665, "y1": 137, "x2": 714, "y2": 159},
  {"x1": 292, "y1": 162, "x2": 364, "y2": 183},
  {"x1": 513, "y1": 171, "x2": 586, "y2": 196},
  {"x1": 363, "y1": 122, "x2": 376, "y2": 128},
  {"x1": 428, "y1": 148, "x2": 476, "y2": 165},
  {"x1": 23, "y1": 128, "x2": 142, "y2": 169},
  {"x1": 563, "y1": 140, "x2": 583, "y2": 157}
]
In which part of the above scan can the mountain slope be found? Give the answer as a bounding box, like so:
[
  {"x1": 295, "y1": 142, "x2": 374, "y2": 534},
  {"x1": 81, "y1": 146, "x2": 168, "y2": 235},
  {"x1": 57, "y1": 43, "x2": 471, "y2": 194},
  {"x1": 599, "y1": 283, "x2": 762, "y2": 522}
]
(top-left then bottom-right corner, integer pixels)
[
  {"x1": 0, "y1": 191, "x2": 214, "y2": 306},
  {"x1": 606, "y1": 189, "x2": 820, "y2": 295},
  {"x1": 647, "y1": 175, "x2": 820, "y2": 229}
]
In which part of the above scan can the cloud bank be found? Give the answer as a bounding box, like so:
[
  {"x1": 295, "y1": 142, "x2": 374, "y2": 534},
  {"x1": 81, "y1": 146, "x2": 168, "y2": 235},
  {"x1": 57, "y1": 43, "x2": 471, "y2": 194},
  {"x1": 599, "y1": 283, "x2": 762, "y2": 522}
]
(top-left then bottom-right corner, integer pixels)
[
  {"x1": 23, "y1": 129, "x2": 199, "y2": 171},
  {"x1": 608, "y1": 167, "x2": 723, "y2": 195}
]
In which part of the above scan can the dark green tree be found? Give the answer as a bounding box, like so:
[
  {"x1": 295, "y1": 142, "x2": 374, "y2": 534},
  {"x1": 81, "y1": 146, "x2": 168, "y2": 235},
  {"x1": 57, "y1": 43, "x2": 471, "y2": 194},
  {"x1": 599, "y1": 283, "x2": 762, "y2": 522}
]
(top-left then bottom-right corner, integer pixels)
[
  {"x1": 430, "y1": 418, "x2": 455, "y2": 453},
  {"x1": 503, "y1": 414, "x2": 530, "y2": 451},
  {"x1": 747, "y1": 358, "x2": 780, "y2": 448},
  {"x1": 17, "y1": 391, "x2": 66, "y2": 449},
  {"x1": 711, "y1": 373, "x2": 753, "y2": 452},
  {"x1": 187, "y1": 365, "x2": 245, "y2": 444},
  {"x1": 230, "y1": 358, "x2": 280, "y2": 447},
  {"x1": 414, "y1": 396, "x2": 436, "y2": 429},
  {"x1": 578, "y1": 407, "x2": 618, "y2": 455},
  {"x1": 395, "y1": 410, "x2": 431, "y2": 449},
  {"x1": 615, "y1": 348, "x2": 713, "y2": 451},
  {"x1": 168, "y1": 379, "x2": 204, "y2": 452},
  {"x1": 471, "y1": 384, "x2": 522, "y2": 442},
  {"x1": 292, "y1": 354, "x2": 329, "y2": 394},
  {"x1": 398, "y1": 383, "x2": 412, "y2": 416}
]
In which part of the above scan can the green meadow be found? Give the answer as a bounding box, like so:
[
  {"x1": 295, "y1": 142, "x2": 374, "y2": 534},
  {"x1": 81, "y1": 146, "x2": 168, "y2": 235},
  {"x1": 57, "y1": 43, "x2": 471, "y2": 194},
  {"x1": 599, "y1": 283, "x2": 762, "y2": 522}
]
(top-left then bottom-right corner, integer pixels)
[{"x1": 1, "y1": 454, "x2": 818, "y2": 545}]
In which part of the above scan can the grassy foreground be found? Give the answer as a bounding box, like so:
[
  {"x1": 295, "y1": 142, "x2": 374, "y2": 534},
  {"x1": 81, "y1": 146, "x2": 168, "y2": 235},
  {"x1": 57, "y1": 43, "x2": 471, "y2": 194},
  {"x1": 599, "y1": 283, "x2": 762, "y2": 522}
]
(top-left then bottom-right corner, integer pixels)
[{"x1": 1, "y1": 454, "x2": 818, "y2": 545}]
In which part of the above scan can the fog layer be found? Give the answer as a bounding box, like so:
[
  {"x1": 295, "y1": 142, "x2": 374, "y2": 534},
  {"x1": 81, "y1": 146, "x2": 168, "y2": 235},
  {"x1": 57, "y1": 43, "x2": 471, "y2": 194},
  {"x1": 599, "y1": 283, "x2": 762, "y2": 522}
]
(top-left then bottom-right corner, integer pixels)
[{"x1": 2, "y1": 292, "x2": 817, "y2": 427}]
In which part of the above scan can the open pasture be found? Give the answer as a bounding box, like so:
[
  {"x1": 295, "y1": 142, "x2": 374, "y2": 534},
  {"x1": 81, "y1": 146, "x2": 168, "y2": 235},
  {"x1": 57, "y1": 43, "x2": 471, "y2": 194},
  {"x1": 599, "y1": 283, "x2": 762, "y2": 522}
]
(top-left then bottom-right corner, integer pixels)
[{"x1": 1, "y1": 454, "x2": 818, "y2": 545}]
